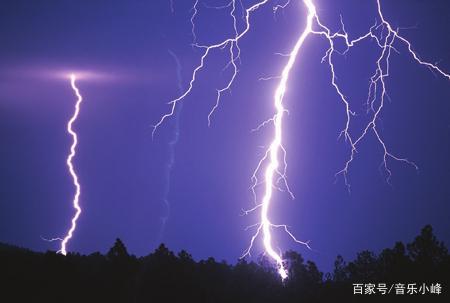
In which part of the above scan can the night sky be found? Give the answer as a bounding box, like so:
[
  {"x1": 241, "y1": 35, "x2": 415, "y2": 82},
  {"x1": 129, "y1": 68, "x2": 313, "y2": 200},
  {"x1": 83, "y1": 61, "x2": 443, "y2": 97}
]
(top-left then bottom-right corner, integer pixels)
[{"x1": 1, "y1": 0, "x2": 449, "y2": 272}]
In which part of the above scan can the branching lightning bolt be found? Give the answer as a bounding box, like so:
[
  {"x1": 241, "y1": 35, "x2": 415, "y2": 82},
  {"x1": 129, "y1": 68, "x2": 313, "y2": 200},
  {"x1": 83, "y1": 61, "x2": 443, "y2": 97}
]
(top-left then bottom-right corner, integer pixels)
[
  {"x1": 152, "y1": 0, "x2": 266, "y2": 135},
  {"x1": 327, "y1": 2, "x2": 450, "y2": 189},
  {"x1": 59, "y1": 74, "x2": 84, "y2": 256},
  {"x1": 155, "y1": 0, "x2": 449, "y2": 279}
]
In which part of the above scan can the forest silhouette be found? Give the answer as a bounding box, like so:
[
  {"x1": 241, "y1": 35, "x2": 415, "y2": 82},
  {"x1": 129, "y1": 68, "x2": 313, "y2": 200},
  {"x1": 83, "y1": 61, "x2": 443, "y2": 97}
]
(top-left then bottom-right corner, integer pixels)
[{"x1": 1, "y1": 225, "x2": 448, "y2": 302}]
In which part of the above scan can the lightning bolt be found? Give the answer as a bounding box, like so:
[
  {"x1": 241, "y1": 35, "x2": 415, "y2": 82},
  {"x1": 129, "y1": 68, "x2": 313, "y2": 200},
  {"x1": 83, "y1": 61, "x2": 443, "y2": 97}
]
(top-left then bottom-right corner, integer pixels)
[
  {"x1": 190, "y1": 0, "x2": 199, "y2": 44},
  {"x1": 155, "y1": 0, "x2": 449, "y2": 279},
  {"x1": 158, "y1": 50, "x2": 185, "y2": 240},
  {"x1": 328, "y1": 1, "x2": 450, "y2": 189},
  {"x1": 152, "y1": 0, "x2": 267, "y2": 135},
  {"x1": 59, "y1": 74, "x2": 84, "y2": 256}
]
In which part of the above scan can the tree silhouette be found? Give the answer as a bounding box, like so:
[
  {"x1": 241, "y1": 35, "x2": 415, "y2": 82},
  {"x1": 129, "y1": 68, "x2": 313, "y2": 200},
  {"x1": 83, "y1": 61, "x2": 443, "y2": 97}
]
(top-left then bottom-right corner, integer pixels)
[
  {"x1": 332, "y1": 255, "x2": 348, "y2": 282},
  {"x1": 346, "y1": 250, "x2": 378, "y2": 282},
  {"x1": 1, "y1": 225, "x2": 448, "y2": 302},
  {"x1": 107, "y1": 238, "x2": 129, "y2": 261},
  {"x1": 408, "y1": 225, "x2": 448, "y2": 265}
]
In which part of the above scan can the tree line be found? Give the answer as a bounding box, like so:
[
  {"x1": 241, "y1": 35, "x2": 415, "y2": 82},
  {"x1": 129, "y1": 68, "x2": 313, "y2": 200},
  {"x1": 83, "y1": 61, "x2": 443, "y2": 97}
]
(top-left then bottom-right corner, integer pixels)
[{"x1": 0, "y1": 225, "x2": 448, "y2": 302}]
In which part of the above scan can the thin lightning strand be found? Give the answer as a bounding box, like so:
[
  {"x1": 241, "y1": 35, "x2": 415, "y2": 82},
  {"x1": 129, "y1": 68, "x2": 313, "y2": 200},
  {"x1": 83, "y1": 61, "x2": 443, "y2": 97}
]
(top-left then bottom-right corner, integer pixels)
[
  {"x1": 208, "y1": 0, "x2": 240, "y2": 125},
  {"x1": 154, "y1": 0, "x2": 449, "y2": 279},
  {"x1": 158, "y1": 50, "x2": 185, "y2": 240},
  {"x1": 59, "y1": 74, "x2": 83, "y2": 256},
  {"x1": 190, "y1": 0, "x2": 199, "y2": 44}
]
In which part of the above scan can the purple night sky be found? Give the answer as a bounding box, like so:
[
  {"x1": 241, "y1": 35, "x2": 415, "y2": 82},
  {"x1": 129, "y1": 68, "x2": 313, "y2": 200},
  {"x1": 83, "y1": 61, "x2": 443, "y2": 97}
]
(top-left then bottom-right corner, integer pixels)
[{"x1": 0, "y1": 0, "x2": 449, "y2": 272}]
